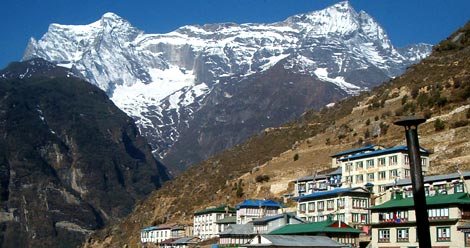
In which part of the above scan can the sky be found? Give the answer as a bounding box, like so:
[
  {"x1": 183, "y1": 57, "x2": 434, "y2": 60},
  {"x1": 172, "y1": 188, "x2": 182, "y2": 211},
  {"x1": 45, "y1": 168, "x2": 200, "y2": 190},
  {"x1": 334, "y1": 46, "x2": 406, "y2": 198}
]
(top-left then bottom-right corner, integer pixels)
[{"x1": 1, "y1": 0, "x2": 469, "y2": 69}]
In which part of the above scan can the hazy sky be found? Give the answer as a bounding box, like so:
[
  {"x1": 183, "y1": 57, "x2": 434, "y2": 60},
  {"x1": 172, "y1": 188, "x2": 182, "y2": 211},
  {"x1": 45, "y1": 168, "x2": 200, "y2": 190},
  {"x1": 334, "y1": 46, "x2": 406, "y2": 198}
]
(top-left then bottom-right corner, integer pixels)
[{"x1": 1, "y1": 0, "x2": 469, "y2": 68}]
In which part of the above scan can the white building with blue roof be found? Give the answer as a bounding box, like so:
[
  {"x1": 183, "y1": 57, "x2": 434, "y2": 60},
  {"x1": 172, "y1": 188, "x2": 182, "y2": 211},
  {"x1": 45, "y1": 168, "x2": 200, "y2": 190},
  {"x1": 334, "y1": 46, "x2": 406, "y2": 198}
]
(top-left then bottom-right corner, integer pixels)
[
  {"x1": 336, "y1": 145, "x2": 430, "y2": 194},
  {"x1": 140, "y1": 226, "x2": 158, "y2": 244},
  {"x1": 236, "y1": 199, "x2": 284, "y2": 224},
  {"x1": 293, "y1": 167, "x2": 343, "y2": 197},
  {"x1": 330, "y1": 144, "x2": 380, "y2": 168},
  {"x1": 295, "y1": 187, "x2": 371, "y2": 230}
]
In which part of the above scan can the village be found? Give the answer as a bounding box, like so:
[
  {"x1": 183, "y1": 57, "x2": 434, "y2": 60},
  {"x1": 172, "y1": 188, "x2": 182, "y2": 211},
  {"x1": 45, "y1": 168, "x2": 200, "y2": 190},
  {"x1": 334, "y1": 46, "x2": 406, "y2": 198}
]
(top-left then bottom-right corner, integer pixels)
[{"x1": 139, "y1": 143, "x2": 470, "y2": 248}]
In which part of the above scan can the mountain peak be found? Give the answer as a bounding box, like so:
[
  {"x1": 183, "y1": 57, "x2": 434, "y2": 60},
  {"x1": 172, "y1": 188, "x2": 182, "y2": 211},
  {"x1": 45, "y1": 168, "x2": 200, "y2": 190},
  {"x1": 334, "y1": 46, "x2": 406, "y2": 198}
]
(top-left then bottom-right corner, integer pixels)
[
  {"x1": 331, "y1": 1, "x2": 353, "y2": 11},
  {"x1": 98, "y1": 12, "x2": 134, "y2": 30},
  {"x1": 284, "y1": 0, "x2": 360, "y2": 36},
  {"x1": 100, "y1": 12, "x2": 126, "y2": 24}
]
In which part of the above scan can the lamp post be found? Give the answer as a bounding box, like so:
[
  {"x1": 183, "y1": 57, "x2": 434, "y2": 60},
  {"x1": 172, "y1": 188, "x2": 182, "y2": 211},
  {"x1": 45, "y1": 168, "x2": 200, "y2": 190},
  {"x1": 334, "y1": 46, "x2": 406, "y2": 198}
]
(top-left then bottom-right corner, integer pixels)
[{"x1": 394, "y1": 116, "x2": 431, "y2": 248}]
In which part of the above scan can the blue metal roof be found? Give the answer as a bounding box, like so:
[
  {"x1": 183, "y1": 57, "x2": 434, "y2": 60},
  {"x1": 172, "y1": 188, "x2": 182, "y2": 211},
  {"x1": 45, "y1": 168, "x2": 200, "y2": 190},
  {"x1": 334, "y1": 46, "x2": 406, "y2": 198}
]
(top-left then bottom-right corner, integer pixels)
[
  {"x1": 296, "y1": 187, "x2": 370, "y2": 202},
  {"x1": 330, "y1": 144, "x2": 377, "y2": 158},
  {"x1": 339, "y1": 145, "x2": 430, "y2": 161},
  {"x1": 236, "y1": 199, "x2": 283, "y2": 209},
  {"x1": 141, "y1": 226, "x2": 158, "y2": 232}
]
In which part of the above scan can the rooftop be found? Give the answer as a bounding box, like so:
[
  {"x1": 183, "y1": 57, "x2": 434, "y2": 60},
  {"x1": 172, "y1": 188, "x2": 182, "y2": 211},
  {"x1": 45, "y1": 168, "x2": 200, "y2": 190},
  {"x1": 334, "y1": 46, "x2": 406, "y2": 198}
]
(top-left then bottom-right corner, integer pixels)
[
  {"x1": 296, "y1": 187, "x2": 370, "y2": 202},
  {"x1": 338, "y1": 145, "x2": 430, "y2": 161},
  {"x1": 236, "y1": 199, "x2": 283, "y2": 209},
  {"x1": 388, "y1": 171, "x2": 470, "y2": 187},
  {"x1": 252, "y1": 213, "x2": 303, "y2": 225},
  {"x1": 330, "y1": 144, "x2": 377, "y2": 158},
  {"x1": 293, "y1": 167, "x2": 342, "y2": 182},
  {"x1": 369, "y1": 192, "x2": 470, "y2": 210},
  {"x1": 269, "y1": 220, "x2": 363, "y2": 235},
  {"x1": 172, "y1": 237, "x2": 199, "y2": 244},
  {"x1": 194, "y1": 205, "x2": 235, "y2": 215},
  {"x1": 141, "y1": 226, "x2": 158, "y2": 232},
  {"x1": 246, "y1": 235, "x2": 343, "y2": 247},
  {"x1": 219, "y1": 223, "x2": 255, "y2": 236},
  {"x1": 216, "y1": 216, "x2": 237, "y2": 224}
]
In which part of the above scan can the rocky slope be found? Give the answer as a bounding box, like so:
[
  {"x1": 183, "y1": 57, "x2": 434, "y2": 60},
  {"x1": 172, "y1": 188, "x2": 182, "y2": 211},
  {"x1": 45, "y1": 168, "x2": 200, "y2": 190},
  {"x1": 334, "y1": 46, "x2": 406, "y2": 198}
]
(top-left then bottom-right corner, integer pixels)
[
  {"x1": 0, "y1": 59, "x2": 169, "y2": 248},
  {"x1": 23, "y1": 1, "x2": 432, "y2": 172},
  {"x1": 83, "y1": 21, "x2": 470, "y2": 248}
]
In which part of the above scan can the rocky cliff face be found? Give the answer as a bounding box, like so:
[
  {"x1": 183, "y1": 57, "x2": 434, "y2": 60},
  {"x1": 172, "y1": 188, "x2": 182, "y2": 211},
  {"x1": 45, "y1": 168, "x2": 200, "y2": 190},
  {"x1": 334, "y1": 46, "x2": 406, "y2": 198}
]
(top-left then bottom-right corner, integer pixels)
[
  {"x1": 22, "y1": 1, "x2": 432, "y2": 172},
  {"x1": 0, "y1": 59, "x2": 169, "y2": 248}
]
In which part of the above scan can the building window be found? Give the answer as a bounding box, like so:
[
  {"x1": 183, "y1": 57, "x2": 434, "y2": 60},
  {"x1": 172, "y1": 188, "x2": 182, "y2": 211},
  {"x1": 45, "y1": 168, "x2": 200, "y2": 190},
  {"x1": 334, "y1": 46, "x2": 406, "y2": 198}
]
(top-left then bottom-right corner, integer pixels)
[
  {"x1": 336, "y1": 197, "x2": 345, "y2": 209},
  {"x1": 437, "y1": 226, "x2": 451, "y2": 241},
  {"x1": 317, "y1": 201, "x2": 324, "y2": 211},
  {"x1": 404, "y1": 169, "x2": 411, "y2": 178},
  {"x1": 378, "y1": 157, "x2": 386, "y2": 167},
  {"x1": 336, "y1": 213, "x2": 345, "y2": 222},
  {"x1": 345, "y1": 162, "x2": 353, "y2": 172},
  {"x1": 404, "y1": 155, "x2": 409, "y2": 165},
  {"x1": 421, "y1": 157, "x2": 427, "y2": 167},
  {"x1": 356, "y1": 174, "x2": 364, "y2": 183},
  {"x1": 378, "y1": 185, "x2": 387, "y2": 193},
  {"x1": 367, "y1": 172, "x2": 375, "y2": 182},
  {"x1": 298, "y1": 183, "x2": 306, "y2": 193},
  {"x1": 389, "y1": 169, "x2": 398, "y2": 179},
  {"x1": 378, "y1": 229, "x2": 390, "y2": 243},
  {"x1": 345, "y1": 176, "x2": 353, "y2": 184},
  {"x1": 307, "y1": 183, "x2": 314, "y2": 191},
  {"x1": 465, "y1": 232, "x2": 470, "y2": 247},
  {"x1": 327, "y1": 200, "x2": 335, "y2": 210},
  {"x1": 378, "y1": 171, "x2": 387, "y2": 180},
  {"x1": 455, "y1": 182, "x2": 465, "y2": 193},
  {"x1": 352, "y1": 213, "x2": 368, "y2": 224},
  {"x1": 389, "y1": 155, "x2": 398, "y2": 166},
  {"x1": 352, "y1": 213, "x2": 360, "y2": 223},
  {"x1": 356, "y1": 161, "x2": 364, "y2": 170},
  {"x1": 367, "y1": 159, "x2": 375, "y2": 168},
  {"x1": 299, "y1": 203, "x2": 306, "y2": 213},
  {"x1": 318, "y1": 181, "x2": 327, "y2": 190},
  {"x1": 397, "y1": 228, "x2": 409, "y2": 242},
  {"x1": 352, "y1": 198, "x2": 368, "y2": 209},
  {"x1": 308, "y1": 202, "x2": 315, "y2": 212},
  {"x1": 428, "y1": 208, "x2": 449, "y2": 219},
  {"x1": 378, "y1": 210, "x2": 408, "y2": 222},
  {"x1": 337, "y1": 198, "x2": 345, "y2": 209}
]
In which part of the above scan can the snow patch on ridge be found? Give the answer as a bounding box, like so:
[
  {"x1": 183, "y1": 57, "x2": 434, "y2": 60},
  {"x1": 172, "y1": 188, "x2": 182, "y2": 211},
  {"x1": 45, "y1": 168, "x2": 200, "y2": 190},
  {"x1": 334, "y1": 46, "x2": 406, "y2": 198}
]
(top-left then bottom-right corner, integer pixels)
[{"x1": 314, "y1": 68, "x2": 361, "y2": 93}]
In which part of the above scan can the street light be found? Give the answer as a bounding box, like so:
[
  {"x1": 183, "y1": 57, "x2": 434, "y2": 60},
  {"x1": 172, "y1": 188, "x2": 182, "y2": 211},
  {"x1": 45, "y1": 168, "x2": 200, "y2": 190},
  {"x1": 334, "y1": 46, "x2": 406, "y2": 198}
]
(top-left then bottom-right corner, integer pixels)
[{"x1": 394, "y1": 116, "x2": 431, "y2": 248}]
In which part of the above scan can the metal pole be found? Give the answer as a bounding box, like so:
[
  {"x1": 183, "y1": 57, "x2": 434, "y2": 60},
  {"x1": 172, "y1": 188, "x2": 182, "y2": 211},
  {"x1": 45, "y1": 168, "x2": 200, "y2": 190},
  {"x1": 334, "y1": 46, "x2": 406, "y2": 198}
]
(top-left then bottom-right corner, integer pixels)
[{"x1": 394, "y1": 116, "x2": 431, "y2": 248}]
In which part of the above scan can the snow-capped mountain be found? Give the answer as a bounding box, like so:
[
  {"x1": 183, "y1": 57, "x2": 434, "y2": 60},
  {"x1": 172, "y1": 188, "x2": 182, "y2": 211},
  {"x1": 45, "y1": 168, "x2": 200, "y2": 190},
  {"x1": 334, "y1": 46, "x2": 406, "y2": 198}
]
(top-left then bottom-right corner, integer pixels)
[{"x1": 23, "y1": 1, "x2": 432, "y2": 170}]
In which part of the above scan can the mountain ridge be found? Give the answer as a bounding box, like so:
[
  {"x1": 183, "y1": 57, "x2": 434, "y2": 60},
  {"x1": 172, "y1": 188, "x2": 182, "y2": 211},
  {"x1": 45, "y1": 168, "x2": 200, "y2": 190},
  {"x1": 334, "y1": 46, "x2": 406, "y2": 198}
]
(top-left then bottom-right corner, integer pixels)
[
  {"x1": 83, "y1": 21, "x2": 470, "y2": 248},
  {"x1": 22, "y1": 1, "x2": 432, "y2": 172}
]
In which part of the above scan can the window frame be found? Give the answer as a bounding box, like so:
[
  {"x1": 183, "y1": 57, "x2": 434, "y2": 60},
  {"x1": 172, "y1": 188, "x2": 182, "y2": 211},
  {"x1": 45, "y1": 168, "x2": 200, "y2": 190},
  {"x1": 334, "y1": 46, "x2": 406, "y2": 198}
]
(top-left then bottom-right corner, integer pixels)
[
  {"x1": 378, "y1": 229, "x2": 390, "y2": 243},
  {"x1": 436, "y1": 226, "x2": 451, "y2": 242},
  {"x1": 308, "y1": 202, "x2": 315, "y2": 213},
  {"x1": 397, "y1": 228, "x2": 409, "y2": 242}
]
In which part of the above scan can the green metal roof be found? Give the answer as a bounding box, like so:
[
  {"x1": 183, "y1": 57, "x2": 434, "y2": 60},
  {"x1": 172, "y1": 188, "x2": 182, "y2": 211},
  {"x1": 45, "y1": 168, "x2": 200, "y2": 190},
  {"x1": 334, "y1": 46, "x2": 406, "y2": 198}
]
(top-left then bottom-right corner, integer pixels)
[
  {"x1": 269, "y1": 220, "x2": 363, "y2": 235},
  {"x1": 194, "y1": 205, "x2": 235, "y2": 215},
  {"x1": 369, "y1": 192, "x2": 470, "y2": 210}
]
